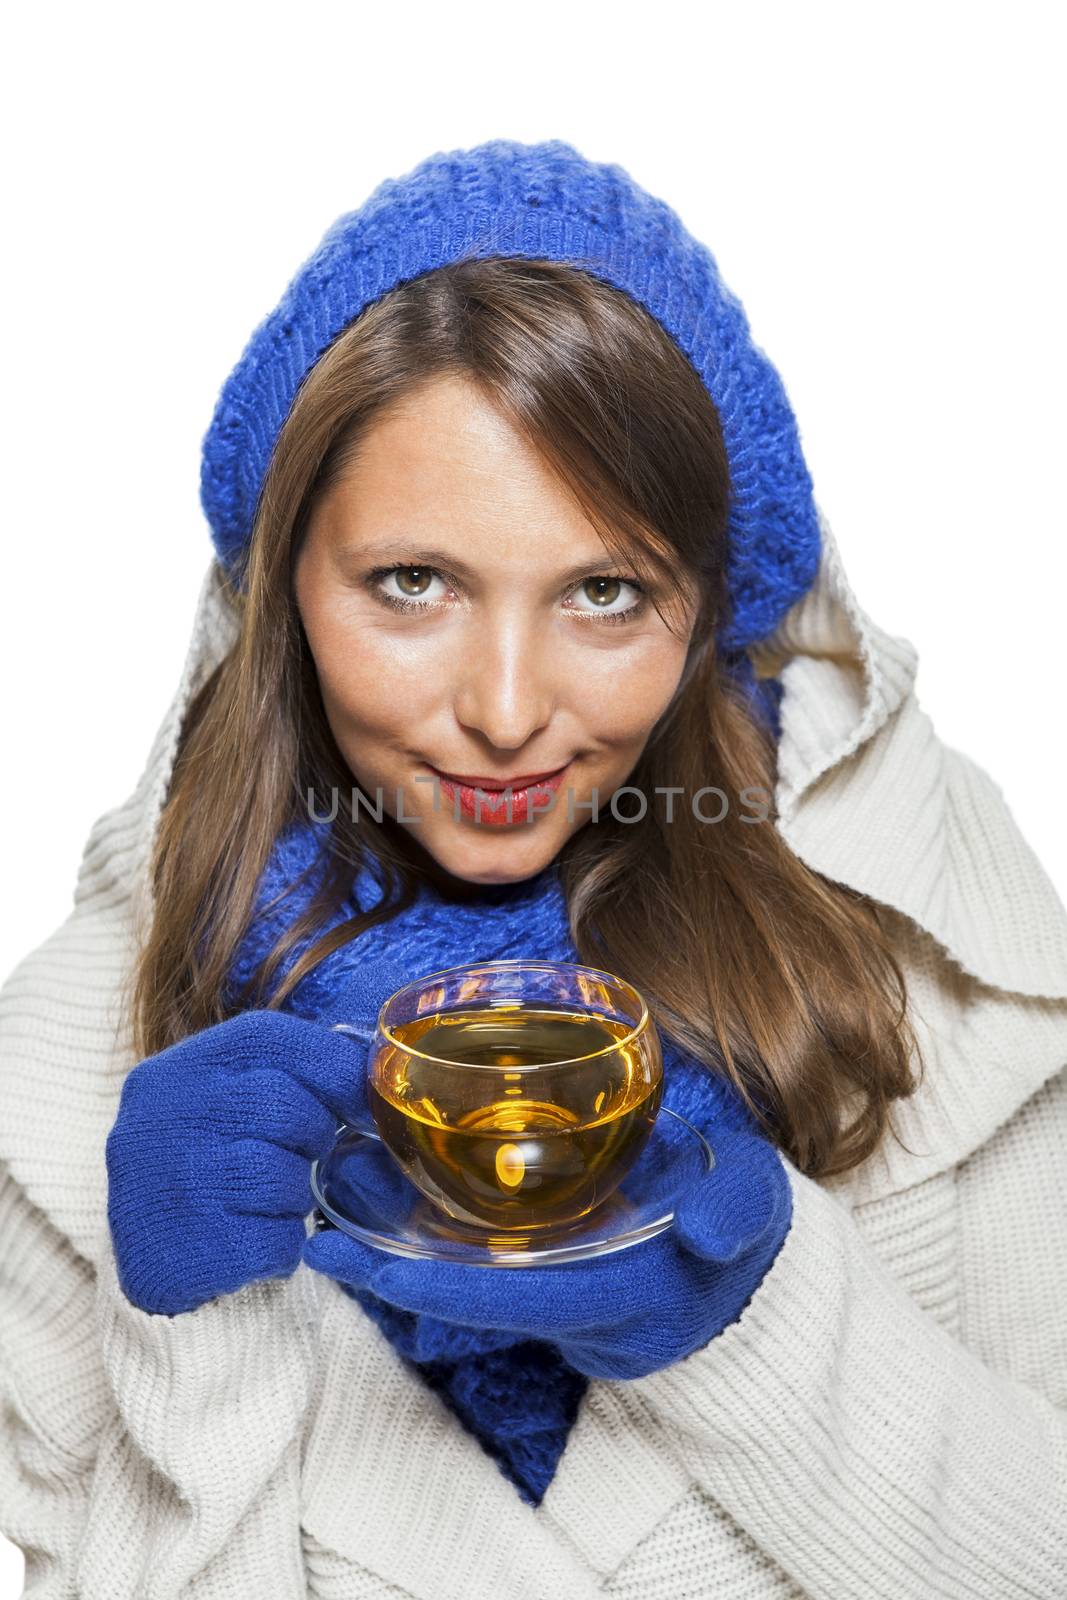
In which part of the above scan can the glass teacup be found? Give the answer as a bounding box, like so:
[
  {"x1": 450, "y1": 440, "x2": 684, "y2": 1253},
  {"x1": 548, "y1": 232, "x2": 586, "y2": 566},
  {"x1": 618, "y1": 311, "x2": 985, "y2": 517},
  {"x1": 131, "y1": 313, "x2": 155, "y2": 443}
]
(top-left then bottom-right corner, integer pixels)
[{"x1": 333, "y1": 958, "x2": 663, "y2": 1232}]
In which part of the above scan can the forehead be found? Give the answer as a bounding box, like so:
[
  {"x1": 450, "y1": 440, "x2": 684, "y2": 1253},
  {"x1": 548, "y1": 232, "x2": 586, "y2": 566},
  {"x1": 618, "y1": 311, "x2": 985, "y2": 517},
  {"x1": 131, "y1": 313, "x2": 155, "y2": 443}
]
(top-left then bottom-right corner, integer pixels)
[{"x1": 314, "y1": 377, "x2": 620, "y2": 565}]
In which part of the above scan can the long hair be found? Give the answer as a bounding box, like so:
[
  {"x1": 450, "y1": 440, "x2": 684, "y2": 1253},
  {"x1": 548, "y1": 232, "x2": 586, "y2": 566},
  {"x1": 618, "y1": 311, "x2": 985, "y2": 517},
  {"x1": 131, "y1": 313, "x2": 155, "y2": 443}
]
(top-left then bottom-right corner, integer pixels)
[{"x1": 130, "y1": 255, "x2": 923, "y2": 1180}]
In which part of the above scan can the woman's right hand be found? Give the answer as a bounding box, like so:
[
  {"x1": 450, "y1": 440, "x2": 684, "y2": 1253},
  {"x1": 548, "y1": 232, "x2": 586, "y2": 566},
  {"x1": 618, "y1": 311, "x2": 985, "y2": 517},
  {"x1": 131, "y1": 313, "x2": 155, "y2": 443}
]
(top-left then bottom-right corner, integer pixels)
[{"x1": 104, "y1": 1007, "x2": 377, "y2": 1317}]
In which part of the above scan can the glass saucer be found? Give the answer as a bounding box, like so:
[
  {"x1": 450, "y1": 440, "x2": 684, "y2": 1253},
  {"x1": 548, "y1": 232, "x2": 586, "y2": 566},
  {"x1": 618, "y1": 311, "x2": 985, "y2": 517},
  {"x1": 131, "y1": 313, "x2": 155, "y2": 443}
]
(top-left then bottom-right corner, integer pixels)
[{"x1": 309, "y1": 1106, "x2": 714, "y2": 1268}]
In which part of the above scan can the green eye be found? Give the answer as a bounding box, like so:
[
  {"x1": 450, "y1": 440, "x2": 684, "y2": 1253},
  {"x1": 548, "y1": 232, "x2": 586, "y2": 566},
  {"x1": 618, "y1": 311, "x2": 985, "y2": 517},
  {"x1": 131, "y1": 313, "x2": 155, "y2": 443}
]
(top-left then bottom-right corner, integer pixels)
[
  {"x1": 566, "y1": 575, "x2": 646, "y2": 624},
  {"x1": 394, "y1": 567, "x2": 435, "y2": 597},
  {"x1": 583, "y1": 577, "x2": 622, "y2": 606},
  {"x1": 368, "y1": 565, "x2": 451, "y2": 613}
]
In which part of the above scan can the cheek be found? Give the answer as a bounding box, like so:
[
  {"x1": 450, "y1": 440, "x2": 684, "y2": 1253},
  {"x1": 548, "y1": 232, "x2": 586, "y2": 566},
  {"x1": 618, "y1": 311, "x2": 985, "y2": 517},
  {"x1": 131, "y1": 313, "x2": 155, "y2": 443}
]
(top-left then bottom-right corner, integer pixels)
[
  {"x1": 307, "y1": 620, "x2": 440, "y2": 744},
  {"x1": 571, "y1": 637, "x2": 687, "y2": 745}
]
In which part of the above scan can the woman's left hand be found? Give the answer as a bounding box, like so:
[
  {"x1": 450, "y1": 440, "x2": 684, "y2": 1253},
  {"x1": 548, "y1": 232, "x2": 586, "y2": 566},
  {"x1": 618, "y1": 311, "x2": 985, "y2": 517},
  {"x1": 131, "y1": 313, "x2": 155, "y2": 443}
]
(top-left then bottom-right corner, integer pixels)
[{"x1": 302, "y1": 1058, "x2": 794, "y2": 1381}]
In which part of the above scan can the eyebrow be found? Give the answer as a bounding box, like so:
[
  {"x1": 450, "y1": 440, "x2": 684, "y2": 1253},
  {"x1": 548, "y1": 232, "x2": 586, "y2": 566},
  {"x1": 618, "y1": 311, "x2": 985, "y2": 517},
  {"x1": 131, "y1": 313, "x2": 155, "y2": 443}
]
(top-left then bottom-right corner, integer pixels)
[{"x1": 338, "y1": 540, "x2": 645, "y2": 586}]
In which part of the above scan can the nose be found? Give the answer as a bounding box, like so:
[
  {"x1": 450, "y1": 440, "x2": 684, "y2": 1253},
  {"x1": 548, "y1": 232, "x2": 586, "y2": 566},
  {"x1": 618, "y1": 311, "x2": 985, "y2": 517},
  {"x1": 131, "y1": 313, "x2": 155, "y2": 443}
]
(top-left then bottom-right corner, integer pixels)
[{"x1": 451, "y1": 612, "x2": 556, "y2": 751}]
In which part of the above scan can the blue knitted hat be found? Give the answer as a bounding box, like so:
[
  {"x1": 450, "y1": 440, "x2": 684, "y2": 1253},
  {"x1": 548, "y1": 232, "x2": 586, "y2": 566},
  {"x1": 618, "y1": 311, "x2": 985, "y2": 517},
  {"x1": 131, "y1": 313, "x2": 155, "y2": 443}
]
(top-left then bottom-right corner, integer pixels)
[{"x1": 199, "y1": 137, "x2": 820, "y2": 654}]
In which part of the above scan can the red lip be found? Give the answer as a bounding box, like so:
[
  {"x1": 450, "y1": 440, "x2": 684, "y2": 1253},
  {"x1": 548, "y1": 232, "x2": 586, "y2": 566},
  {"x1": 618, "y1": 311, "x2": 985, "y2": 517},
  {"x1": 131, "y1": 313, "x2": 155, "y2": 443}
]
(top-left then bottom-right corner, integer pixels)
[
  {"x1": 430, "y1": 764, "x2": 568, "y2": 790},
  {"x1": 429, "y1": 763, "x2": 570, "y2": 828}
]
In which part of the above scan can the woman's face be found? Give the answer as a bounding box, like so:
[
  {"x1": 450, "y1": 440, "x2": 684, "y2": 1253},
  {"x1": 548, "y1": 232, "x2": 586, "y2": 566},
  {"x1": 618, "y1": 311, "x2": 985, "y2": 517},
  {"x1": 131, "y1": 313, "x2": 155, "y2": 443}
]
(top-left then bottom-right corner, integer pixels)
[{"x1": 294, "y1": 374, "x2": 697, "y2": 889}]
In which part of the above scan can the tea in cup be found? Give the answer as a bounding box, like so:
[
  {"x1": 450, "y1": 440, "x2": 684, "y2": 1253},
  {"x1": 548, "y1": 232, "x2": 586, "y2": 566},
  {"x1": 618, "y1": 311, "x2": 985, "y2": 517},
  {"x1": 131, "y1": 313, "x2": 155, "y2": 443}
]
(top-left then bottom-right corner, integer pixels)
[{"x1": 337, "y1": 959, "x2": 663, "y2": 1232}]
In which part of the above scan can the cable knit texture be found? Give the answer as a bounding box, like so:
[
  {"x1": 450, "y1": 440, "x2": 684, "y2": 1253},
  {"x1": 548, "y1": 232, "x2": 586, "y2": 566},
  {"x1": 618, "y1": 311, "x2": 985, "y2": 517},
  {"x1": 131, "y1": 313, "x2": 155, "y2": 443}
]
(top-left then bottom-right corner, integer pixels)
[{"x1": 199, "y1": 136, "x2": 820, "y2": 654}]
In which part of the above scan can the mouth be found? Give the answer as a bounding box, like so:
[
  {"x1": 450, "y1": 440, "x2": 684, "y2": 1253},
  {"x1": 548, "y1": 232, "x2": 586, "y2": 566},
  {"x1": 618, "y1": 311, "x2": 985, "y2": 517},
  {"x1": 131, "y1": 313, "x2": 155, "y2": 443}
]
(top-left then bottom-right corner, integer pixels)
[{"x1": 424, "y1": 762, "x2": 572, "y2": 826}]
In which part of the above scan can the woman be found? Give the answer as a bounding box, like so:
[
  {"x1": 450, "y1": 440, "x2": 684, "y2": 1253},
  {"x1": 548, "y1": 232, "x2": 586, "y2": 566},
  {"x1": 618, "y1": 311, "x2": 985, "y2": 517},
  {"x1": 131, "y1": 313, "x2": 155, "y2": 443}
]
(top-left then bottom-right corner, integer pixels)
[{"x1": 1, "y1": 138, "x2": 1065, "y2": 1600}]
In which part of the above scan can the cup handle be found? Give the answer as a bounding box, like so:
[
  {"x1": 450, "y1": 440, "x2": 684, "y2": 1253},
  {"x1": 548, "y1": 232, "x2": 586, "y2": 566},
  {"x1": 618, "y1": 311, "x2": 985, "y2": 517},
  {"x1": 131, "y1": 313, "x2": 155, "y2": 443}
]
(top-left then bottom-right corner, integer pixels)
[{"x1": 327, "y1": 1022, "x2": 381, "y2": 1139}]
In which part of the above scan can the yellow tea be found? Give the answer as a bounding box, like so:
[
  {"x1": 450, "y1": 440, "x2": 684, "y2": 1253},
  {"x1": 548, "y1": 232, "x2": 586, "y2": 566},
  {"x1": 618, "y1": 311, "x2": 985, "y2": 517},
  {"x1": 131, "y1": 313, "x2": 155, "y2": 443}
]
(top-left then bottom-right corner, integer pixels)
[{"x1": 368, "y1": 1005, "x2": 662, "y2": 1229}]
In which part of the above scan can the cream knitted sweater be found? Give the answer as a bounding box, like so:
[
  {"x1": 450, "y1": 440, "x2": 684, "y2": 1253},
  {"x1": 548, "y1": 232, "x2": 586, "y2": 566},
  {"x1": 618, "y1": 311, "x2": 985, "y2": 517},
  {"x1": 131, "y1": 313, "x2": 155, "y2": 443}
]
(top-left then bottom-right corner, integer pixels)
[{"x1": 1, "y1": 510, "x2": 1065, "y2": 1599}]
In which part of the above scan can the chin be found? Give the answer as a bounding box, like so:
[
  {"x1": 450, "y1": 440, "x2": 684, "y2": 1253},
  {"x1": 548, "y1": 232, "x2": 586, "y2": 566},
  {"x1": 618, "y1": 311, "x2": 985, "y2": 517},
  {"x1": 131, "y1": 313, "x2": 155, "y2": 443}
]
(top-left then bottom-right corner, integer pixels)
[{"x1": 424, "y1": 827, "x2": 562, "y2": 887}]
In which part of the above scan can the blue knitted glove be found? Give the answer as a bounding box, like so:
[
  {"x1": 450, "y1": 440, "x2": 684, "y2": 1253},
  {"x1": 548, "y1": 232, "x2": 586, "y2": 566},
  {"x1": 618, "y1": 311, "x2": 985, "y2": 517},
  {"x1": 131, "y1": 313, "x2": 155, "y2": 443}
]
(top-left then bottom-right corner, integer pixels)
[
  {"x1": 104, "y1": 978, "x2": 407, "y2": 1317},
  {"x1": 302, "y1": 1052, "x2": 795, "y2": 1381}
]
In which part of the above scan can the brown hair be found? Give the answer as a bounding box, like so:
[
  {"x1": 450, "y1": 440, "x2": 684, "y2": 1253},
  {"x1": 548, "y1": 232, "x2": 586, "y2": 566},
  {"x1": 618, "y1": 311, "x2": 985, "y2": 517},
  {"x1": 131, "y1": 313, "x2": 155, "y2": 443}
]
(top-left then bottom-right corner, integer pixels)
[{"x1": 130, "y1": 255, "x2": 922, "y2": 1180}]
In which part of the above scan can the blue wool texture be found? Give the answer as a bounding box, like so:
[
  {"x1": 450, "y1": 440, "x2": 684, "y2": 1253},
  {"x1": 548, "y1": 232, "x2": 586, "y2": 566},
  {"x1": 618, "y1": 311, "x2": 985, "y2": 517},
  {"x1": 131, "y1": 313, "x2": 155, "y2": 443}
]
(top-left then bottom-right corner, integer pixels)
[
  {"x1": 106, "y1": 822, "x2": 794, "y2": 1506},
  {"x1": 199, "y1": 136, "x2": 821, "y2": 655}
]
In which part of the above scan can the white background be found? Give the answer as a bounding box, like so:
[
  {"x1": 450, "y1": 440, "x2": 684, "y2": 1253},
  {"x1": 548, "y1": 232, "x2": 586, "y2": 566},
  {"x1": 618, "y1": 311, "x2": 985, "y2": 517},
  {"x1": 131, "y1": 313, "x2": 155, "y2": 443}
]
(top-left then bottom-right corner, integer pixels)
[{"x1": 1, "y1": 2, "x2": 1063, "y2": 1591}]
